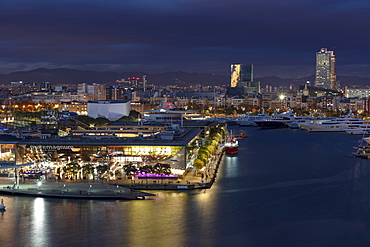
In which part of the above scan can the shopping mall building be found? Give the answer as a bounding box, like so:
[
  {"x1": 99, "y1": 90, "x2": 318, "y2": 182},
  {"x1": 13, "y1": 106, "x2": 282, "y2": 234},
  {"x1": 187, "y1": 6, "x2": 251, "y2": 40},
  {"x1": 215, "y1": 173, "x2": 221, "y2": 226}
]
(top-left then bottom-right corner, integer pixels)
[{"x1": 0, "y1": 125, "x2": 206, "y2": 175}]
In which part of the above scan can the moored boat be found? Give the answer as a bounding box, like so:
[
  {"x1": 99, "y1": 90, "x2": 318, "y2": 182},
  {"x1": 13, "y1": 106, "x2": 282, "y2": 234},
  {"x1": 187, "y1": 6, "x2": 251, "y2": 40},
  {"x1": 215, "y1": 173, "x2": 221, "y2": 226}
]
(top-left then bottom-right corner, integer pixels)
[
  {"x1": 254, "y1": 119, "x2": 290, "y2": 129},
  {"x1": 254, "y1": 110, "x2": 306, "y2": 129},
  {"x1": 225, "y1": 138, "x2": 238, "y2": 154},
  {"x1": 344, "y1": 124, "x2": 370, "y2": 135},
  {"x1": 224, "y1": 130, "x2": 238, "y2": 154},
  {"x1": 303, "y1": 118, "x2": 367, "y2": 132}
]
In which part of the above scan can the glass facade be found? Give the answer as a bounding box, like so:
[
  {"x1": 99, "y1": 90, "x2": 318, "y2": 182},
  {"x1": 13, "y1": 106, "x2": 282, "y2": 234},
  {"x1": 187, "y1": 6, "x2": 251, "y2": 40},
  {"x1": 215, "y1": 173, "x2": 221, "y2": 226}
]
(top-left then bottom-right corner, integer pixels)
[
  {"x1": 315, "y1": 48, "x2": 337, "y2": 89},
  {"x1": 231, "y1": 64, "x2": 241, "y2": 87},
  {"x1": 231, "y1": 64, "x2": 254, "y2": 87},
  {"x1": 16, "y1": 144, "x2": 186, "y2": 169}
]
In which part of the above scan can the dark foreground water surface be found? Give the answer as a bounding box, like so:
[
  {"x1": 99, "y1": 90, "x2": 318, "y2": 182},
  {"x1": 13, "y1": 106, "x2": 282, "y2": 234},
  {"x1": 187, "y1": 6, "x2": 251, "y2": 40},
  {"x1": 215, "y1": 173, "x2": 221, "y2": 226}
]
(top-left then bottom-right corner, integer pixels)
[{"x1": 1, "y1": 127, "x2": 370, "y2": 247}]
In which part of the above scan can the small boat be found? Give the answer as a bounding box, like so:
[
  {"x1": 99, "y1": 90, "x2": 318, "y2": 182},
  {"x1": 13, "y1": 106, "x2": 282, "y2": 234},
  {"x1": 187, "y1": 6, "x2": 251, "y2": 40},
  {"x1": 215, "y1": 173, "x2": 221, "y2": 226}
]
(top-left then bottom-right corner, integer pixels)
[
  {"x1": 0, "y1": 199, "x2": 5, "y2": 211},
  {"x1": 236, "y1": 130, "x2": 247, "y2": 139},
  {"x1": 350, "y1": 137, "x2": 370, "y2": 159}
]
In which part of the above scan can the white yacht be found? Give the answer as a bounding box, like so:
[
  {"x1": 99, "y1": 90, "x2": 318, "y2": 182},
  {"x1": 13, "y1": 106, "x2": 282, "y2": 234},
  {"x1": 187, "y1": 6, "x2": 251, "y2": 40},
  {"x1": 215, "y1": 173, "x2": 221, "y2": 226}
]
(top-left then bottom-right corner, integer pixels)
[
  {"x1": 234, "y1": 109, "x2": 272, "y2": 126},
  {"x1": 303, "y1": 117, "x2": 368, "y2": 132},
  {"x1": 254, "y1": 110, "x2": 306, "y2": 129},
  {"x1": 344, "y1": 124, "x2": 370, "y2": 135},
  {"x1": 234, "y1": 115, "x2": 269, "y2": 126},
  {"x1": 296, "y1": 117, "x2": 333, "y2": 129}
]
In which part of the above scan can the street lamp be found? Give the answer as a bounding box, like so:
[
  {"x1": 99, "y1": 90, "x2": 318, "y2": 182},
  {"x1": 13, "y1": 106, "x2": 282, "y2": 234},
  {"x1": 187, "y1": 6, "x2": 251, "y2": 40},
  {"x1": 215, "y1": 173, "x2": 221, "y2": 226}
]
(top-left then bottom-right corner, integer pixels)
[
  {"x1": 279, "y1": 95, "x2": 285, "y2": 112},
  {"x1": 37, "y1": 180, "x2": 42, "y2": 191}
]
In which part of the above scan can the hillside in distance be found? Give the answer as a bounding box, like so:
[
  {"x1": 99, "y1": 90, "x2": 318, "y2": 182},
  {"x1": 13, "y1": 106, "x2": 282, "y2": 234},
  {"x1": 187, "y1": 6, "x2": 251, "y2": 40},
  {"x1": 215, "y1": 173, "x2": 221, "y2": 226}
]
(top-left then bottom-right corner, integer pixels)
[
  {"x1": 0, "y1": 68, "x2": 230, "y2": 86},
  {"x1": 0, "y1": 68, "x2": 369, "y2": 88}
]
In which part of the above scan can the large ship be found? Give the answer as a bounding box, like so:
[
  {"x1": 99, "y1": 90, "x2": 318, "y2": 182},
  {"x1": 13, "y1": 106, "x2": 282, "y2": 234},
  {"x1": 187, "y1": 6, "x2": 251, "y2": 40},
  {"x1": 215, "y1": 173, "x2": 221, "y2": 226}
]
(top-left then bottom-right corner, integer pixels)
[
  {"x1": 224, "y1": 131, "x2": 238, "y2": 155},
  {"x1": 254, "y1": 110, "x2": 306, "y2": 129}
]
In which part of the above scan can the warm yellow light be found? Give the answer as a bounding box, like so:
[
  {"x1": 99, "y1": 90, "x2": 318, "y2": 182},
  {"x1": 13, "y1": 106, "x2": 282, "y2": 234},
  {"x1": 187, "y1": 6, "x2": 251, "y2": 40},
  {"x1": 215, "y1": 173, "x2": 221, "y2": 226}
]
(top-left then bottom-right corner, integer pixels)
[
  {"x1": 170, "y1": 168, "x2": 185, "y2": 175},
  {"x1": 132, "y1": 146, "x2": 172, "y2": 156}
]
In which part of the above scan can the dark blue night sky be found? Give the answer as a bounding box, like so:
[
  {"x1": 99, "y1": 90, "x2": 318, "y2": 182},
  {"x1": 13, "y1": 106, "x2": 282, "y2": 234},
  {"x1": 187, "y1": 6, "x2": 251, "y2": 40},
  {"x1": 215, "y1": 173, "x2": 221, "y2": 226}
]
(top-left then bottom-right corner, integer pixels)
[{"x1": 0, "y1": 0, "x2": 369, "y2": 78}]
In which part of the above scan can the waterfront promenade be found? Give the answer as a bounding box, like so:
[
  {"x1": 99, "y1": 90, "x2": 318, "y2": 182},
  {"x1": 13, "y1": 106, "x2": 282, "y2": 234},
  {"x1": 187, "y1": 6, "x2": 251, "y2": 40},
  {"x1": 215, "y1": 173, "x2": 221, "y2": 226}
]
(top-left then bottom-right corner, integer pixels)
[
  {"x1": 119, "y1": 149, "x2": 223, "y2": 190},
  {"x1": 0, "y1": 150, "x2": 224, "y2": 199}
]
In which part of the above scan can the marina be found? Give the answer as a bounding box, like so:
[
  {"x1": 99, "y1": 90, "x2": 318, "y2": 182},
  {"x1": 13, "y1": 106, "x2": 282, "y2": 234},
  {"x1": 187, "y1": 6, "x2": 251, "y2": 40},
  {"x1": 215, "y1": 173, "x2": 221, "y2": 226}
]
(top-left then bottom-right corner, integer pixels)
[
  {"x1": 1, "y1": 127, "x2": 368, "y2": 246},
  {"x1": 0, "y1": 2, "x2": 367, "y2": 245}
]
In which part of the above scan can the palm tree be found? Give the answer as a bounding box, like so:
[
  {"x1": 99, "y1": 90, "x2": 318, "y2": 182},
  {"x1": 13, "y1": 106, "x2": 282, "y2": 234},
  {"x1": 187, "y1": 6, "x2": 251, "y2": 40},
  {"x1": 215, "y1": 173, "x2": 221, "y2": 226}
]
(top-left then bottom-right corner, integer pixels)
[
  {"x1": 82, "y1": 164, "x2": 94, "y2": 180},
  {"x1": 63, "y1": 162, "x2": 81, "y2": 180},
  {"x1": 139, "y1": 165, "x2": 153, "y2": 175},
  {"x1": 139, "y1": 165, "x2": 153, "y2": 184},
  {"x1": 153, "y1": 163, "x2": 172, "y2": 175},
  {"x1": 153, "y1": 163, "x2": 172, "y2": 184},
  {"x1": 122, "y1": 163, "x2": 138, "y2": 179},
  {"x1": 96, "y1": 164, "x2": 108, "y2": 179},
  {"x1": 114, "y1": 170, "x2": 122, "y2": 179}
]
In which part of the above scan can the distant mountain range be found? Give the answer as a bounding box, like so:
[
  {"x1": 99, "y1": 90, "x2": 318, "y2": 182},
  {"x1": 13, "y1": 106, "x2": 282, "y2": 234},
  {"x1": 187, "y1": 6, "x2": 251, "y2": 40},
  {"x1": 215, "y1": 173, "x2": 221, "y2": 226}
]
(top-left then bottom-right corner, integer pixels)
[{"x1": 0, "y1": 68, "x2": 369, "y2": 88}]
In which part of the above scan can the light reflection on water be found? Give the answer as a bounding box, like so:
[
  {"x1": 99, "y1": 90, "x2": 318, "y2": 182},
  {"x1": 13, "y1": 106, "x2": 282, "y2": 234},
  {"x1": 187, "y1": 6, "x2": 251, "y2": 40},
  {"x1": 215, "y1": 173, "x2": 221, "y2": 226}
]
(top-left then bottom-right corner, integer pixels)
[
  {"x1": 1, "y1": 128, "x2": 370, "y2": 246},
  {"x1": 31, "y1": 198, "x2": 46, "y2": 247},
  {"x1": 224, "y1": 155, "x2": 239, "y2": 178}
]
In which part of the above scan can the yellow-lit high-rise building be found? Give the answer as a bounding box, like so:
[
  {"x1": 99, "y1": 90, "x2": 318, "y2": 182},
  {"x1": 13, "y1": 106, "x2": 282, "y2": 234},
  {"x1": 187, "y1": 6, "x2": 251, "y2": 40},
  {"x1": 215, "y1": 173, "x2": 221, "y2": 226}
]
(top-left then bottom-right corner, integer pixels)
[{"x1": 230, "y1": 64, "x2": 260, "y2": 93}]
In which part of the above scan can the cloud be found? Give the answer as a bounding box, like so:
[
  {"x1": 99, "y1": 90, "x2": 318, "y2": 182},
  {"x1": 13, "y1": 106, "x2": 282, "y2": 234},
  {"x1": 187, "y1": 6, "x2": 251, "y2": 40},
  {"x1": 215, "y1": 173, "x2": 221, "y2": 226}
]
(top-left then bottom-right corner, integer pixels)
[{"x1": 0, "y1": 0, "x2": 369, "y2": 77}]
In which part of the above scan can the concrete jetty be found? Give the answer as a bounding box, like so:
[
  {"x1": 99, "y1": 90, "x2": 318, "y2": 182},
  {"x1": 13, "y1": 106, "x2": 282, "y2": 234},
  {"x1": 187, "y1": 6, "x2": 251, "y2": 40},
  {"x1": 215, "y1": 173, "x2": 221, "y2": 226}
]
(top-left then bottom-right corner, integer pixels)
[{"x1": 0, "y1": 181, "x2": 155, "y2": 200}]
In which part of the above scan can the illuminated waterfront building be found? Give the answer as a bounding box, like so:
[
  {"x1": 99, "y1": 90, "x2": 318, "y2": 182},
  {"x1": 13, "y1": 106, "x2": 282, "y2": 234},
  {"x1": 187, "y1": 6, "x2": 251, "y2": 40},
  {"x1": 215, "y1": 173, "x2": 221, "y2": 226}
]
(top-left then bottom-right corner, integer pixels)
[
  {"x1": 0, "y1": 126, "x2": 205, "y2": 174},
  {"x1": 315, "y1": 48, "x2": 337, "y2": 89}
]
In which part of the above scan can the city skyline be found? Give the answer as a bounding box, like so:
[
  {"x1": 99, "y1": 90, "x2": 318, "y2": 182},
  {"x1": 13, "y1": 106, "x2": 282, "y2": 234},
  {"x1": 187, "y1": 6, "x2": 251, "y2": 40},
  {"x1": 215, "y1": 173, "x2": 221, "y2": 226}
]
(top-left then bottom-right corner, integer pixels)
[{"x1": 1, "y1": 1, "x2": 370, "y2": 78}]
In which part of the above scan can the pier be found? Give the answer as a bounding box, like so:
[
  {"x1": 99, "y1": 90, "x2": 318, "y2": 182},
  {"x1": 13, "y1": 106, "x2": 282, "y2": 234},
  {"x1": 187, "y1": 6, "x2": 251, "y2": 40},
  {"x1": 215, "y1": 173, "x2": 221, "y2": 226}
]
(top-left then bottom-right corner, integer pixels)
[{"x1": 0, "y1": 181, "x2": 155, "y2": 200}]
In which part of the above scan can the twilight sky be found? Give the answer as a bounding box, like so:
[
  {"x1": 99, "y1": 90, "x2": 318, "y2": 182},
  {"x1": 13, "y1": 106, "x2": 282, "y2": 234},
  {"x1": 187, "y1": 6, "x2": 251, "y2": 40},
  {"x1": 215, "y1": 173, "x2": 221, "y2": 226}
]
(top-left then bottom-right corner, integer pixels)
[{"x1": 0, "y1": 0, "x2": 369, "y2": 78}]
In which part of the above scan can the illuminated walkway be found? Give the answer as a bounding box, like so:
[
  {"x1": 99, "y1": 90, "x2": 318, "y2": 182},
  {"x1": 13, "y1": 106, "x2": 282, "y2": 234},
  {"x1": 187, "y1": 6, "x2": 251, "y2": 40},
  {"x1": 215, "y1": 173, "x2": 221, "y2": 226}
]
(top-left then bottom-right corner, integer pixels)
[{"x1": 116, "y1": 149, "x2": 224, "y2": 190}]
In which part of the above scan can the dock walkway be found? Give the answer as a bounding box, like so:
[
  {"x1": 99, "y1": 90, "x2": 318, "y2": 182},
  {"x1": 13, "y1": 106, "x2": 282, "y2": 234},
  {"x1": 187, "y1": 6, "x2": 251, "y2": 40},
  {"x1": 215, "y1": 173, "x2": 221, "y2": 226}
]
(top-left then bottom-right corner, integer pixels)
[{"x1": 0, "y1": 181, "x2": 154, "y2": 200}]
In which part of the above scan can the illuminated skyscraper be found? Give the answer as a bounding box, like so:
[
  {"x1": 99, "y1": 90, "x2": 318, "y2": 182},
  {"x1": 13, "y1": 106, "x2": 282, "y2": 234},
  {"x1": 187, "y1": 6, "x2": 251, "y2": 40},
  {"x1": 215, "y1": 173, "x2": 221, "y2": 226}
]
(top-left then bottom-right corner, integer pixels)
[
  {"x1": 230, "y1": 64, "x2": 260, "y2": 93},
  {"x1": 231, "y1": 64, "x2": 253, "y2": 87},
  {"x1": 315, "y1": 48, "x2": 337, "y2": 89}
]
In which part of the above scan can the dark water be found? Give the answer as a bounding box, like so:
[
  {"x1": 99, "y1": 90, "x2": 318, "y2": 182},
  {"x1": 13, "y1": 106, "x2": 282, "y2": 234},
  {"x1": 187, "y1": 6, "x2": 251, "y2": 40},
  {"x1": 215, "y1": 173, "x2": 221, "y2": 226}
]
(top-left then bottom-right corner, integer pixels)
[{"x1": 2, "y1": 128, "x2": 370, "y2": 247}]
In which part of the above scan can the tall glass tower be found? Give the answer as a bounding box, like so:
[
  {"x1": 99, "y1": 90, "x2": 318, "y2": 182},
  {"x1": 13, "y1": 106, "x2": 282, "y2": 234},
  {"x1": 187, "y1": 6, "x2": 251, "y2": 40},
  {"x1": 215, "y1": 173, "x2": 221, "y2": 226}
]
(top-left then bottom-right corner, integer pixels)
[
  {"x1": 230, "y1": 64, "x2": 260, "y2": 93},
  {"x1": 230, "y1": 64, "x2": 254, "y2": 87},
  {"x1": 315, "y1": 48, "x2": 337, "y2": 89}
]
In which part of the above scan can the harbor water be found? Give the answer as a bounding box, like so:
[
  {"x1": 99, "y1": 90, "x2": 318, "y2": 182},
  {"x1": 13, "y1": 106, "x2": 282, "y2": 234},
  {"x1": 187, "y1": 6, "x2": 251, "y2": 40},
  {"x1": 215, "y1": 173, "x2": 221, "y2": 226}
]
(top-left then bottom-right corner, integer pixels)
[{"x1": 1, "y1": 127, "x2": 370, "y2": 246}]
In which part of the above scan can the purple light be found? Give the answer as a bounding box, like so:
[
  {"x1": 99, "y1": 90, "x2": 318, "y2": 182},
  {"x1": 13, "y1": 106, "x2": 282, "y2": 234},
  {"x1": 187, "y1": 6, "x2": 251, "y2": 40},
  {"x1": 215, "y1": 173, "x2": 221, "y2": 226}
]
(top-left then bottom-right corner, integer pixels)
[{"x1": 136, "y1": 174, "x2": 178, "y2": 179}]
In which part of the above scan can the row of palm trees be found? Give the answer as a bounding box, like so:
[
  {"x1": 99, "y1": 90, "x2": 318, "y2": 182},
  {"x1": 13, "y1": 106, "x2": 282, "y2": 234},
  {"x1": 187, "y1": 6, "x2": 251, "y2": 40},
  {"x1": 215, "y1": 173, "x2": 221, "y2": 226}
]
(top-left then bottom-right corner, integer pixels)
[
  {"x1": 58, "y1": 161, "x2": 173, "y2": 181},
  {"x1": 60, "y1": 163, "x2": 109, "y2": 180},
  {"x1": 122, "y1": 163, "x2": 172, "y2": 178}
]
